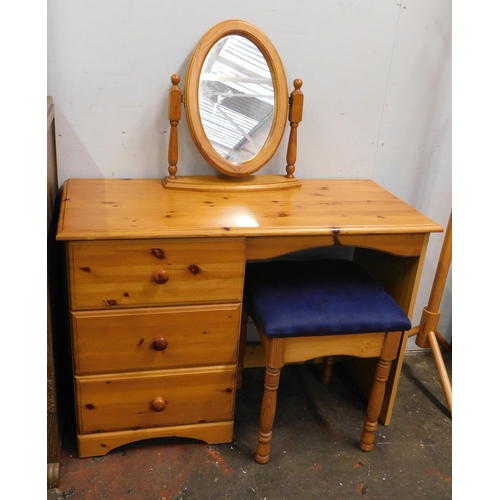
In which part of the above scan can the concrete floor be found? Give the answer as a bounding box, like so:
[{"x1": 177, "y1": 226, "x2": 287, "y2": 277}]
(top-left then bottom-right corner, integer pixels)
[{"x1": 48, "y1": 351, "x2": 451, "y2": 500}]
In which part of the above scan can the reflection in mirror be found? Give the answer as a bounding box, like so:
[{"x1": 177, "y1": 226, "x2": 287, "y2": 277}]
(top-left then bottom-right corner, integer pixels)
[{"x1": 198, "y1": 35, "x2": 274, "y2": 163}]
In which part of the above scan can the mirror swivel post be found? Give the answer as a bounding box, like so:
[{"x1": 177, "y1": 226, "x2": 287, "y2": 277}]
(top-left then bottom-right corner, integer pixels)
[
  {"x1": 167, "y1": 74, "x2": 182, "y2": 180},
  {"x1": 285, "y1": 79, "x2": 304, "y2": 179}
]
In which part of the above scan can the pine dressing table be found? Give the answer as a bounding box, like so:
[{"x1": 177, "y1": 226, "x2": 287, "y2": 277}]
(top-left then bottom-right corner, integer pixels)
[
  {"x1": 55, "y1": 20, "x2": 442, "y2": 457},
  {"x1": 56, "y1": 177, "x2": 441, "y2": 457}
]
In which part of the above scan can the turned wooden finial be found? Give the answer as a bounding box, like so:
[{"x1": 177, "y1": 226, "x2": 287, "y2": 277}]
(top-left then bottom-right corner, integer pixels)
[
  {"x1": 167, "y1": 74, "x2": 182, "y2": 179},
  {"x1": 285, "y1": 79, "x2": 304, "y2": 179}
]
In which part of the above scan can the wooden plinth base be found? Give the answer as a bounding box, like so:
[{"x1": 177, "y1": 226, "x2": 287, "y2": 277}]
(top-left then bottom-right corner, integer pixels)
[
  {"x1": 162, "y1": 175, "x2": 301, "y2": 192},
  {"x1": 77, "y1": 420, "x2": 234, "y2": 458}
]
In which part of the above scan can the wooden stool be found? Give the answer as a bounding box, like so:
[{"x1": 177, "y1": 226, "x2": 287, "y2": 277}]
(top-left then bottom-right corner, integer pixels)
[{"x1": 240, "y1": 259, "x2": 411, "y2": 464}]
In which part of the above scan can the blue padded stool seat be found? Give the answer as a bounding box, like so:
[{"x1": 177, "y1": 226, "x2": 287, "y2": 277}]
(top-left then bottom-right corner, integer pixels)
[{"x1": 244, "y1": 259, "x2": 411, "y2": 338}]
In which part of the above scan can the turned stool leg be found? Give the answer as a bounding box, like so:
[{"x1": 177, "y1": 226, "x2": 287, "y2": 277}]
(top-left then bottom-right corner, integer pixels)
[
  {"x1": 237, "y1": 310, "x2": 249, "y2": 390},
  {"x1": 254, "y1": 334, "x2": 285, "y2": 464},
  {"x1": 255, "y1": 365, "x2": 282, "y2": 464},
  {"x1": 359, "y1": 331, "x2": 401, "y2": 452},
  {"x1": 321, "y1": 356, "x2": 335, "y2": 384},
  {"x1": 359, "y1": 358, "x2": 391, "y2": 451}
]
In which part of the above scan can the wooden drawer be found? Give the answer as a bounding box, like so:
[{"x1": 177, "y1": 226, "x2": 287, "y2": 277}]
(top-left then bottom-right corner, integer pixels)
[
  {"x1": 67, "y1": 238, "x2": 245, "y2": 310},
  {"x1": 75, "y1": 366, "x2": 236, "y2": 433},
  {"x1": 71, "y1": 304, "x2": 241, "y2": 375}
]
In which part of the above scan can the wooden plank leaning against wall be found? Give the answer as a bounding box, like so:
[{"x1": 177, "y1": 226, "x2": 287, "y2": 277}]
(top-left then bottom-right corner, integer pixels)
[{"x1": 47, "y1": 97, "x2": 60, "y2": 488}]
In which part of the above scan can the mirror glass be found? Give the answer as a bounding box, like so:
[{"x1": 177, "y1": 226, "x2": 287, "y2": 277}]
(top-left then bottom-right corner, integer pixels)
[{"x1": 198, "y1": 35, "x2": 274, "y2": 163}]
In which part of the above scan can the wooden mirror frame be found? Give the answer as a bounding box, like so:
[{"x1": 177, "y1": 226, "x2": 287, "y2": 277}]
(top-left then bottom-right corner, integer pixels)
[
  {"x1": 186, "y1": 20, "x2": 288, "y2": 177},
  {"x1": 163, "y1": 20, "x2": 303, "y2": 191}
]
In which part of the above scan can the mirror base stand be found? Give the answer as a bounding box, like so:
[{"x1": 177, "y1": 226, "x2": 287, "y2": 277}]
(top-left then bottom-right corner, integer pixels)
[{"x1": 162, "y1": 174, "x2": 301, "y2": 192}]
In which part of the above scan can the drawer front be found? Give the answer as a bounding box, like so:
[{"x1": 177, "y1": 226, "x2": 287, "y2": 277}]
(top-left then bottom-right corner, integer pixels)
[
  {"x1": 76, "y1": 366, "x2": 236, "y2": 433},
  {"x1": 72, "y1": 304, "x2": 241, "y2": 375},
  {"x1": 68, "y1": 238, "x2": 245, "y2": 310}
]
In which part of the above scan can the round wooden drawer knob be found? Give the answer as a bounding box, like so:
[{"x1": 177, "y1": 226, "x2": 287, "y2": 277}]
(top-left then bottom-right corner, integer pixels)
[
  {"x1": 151, "y1": 397, "x2": 167, "y2": 412},
  {"x1": 153, "y1": 269, "x2": 169, "y2": 284},
  {"x1": 152, "y1": 337, "x2": 168, "y2": 351}
]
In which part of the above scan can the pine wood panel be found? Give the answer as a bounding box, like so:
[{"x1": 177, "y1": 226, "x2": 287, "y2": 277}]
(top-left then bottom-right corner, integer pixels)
[
  {"x1": 56, "y1": 179, "x2": 442, "y2": 241},
  {"x1": 246, "y1": 233, "x2": 425, "y2": 260},
  {"x1": 246, "y1": 235, "x2": 334, "y2": 260},
  {"x1": 347, "y1": 238, "x2": 429, "y2": 425},
  {"x1": 75, "y1": 366, "x2": 236, "y2": 433},
  {"x1": 283, "y1": 333, "x2": 386, "y2": 364},
  {"x1": 68, "y1": 238, "x2": 245, "y2": 310},
  {"x1": 163, "y1": 174, "x2": 301, "y2": 191},
  {"x1": 353, "y1": 240, "x2": 429, "y2": 318},
  {"x1": 72, "y1": 304, "x2": 241, "y2": 375},
  {"x1": 77, "y1": 421, "x2": 234, "y2": 458}
]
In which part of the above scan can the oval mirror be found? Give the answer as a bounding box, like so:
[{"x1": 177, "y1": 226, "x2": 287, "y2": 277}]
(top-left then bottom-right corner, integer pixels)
[{"x1": 185, "y1": 20, "x2": 288, "y2": 177}]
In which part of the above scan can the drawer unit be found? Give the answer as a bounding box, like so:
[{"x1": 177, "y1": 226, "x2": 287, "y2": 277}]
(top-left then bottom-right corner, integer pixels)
[
  {"x1": 71, "y1": 304, "x2": 241, "y2": 375},
  {"x1": 68, "y1": 238, "x2": 245, "y2": 310},
  {"x1": 63, "y1": 236, "x2": 246, "y2": 457},
  {"x1": 75, "y1": 366, "x2": 236, "y2": 433}
]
